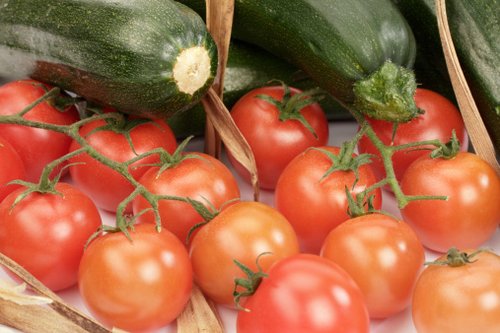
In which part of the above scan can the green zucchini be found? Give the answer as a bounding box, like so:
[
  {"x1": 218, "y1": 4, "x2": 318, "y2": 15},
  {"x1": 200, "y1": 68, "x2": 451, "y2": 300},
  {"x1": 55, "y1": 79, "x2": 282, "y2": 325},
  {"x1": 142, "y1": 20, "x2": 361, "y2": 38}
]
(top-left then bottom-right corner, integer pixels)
[
  {"x1": 0, "y1": 0, "x2": 218, "y2": 119},
  {"x1": 393, "y1": 0, "x2": 500, "y2": 154},
  {"x1": 167, "y1": 41, "x2": 351, "y2": 138}
]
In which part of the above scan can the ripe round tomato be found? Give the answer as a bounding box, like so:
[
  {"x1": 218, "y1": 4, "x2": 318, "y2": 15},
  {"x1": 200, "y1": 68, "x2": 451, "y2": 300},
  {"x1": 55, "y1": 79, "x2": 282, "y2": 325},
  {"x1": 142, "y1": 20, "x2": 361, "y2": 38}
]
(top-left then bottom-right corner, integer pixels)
[
  {"x1": 400, "y1": 152, "x2": 500, "y2": 253},
  {"x1": 189, "y1": 201, "x2": 299, "y2": 307},
  {"x1": 320, "y1": 213, "x2": 425, "y2": 318},
  {"x1": 412, "y1": 249, "x2": 500, "y2": 333},
  {"x1": 227, "y1": 85, "x2": 329, "y2": 189},
  {"x1": 0, "y1": 136, "x2": 26, "y2": 202},
  {"x1": 274, "y1": 146, "x2": 382, "y2": 253},
  {"x1": 69, "y1": 117, "x2": 177, "y2": 213},
  {"x1": 0, "y1": 182, "x2": 102, "y2": 291},
  {"x1": 237, "y1": 253, "x2": 370, "y2": 333},
  {"x1": 0, "y1": 79, "x2": 79, "y2": 181},
  {"x1": 78, "y1": 224, "x2": 192, "y2": 332},
  {"x1": 357, "y1": 88, "x2": 467, "y2": 182},
  {"x1": 132, "y1": 152, "x2": 240, "y2": 245}
]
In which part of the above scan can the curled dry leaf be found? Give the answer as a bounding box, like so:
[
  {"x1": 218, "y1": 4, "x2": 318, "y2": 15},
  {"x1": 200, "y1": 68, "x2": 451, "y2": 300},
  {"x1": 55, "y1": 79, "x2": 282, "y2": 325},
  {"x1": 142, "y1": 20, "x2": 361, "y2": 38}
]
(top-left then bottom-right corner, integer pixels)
[{"x1": 0, "y1": 279, "x2": 52, "y2": 306}]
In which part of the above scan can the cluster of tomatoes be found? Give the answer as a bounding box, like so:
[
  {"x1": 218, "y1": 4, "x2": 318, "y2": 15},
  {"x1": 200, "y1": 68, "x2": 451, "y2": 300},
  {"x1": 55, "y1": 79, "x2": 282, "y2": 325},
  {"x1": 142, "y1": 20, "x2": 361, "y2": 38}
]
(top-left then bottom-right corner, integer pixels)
[{"x1": 0, "y1": 79, "x2": 499, "y2": 333}]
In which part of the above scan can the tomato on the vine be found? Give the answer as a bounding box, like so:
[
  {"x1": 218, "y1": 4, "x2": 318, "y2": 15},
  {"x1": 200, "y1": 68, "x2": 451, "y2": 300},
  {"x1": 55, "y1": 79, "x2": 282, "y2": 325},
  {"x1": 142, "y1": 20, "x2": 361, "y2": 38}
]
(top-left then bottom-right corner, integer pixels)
[
  {"x1": 412, "y1": 248, "x2": 500, "y2": 333},
  {"x1": 78, "y1": 224, "x2": 192, "y2": 332},
  {"x1": 400, "y1": 151, "x2": 500, "y2": 253},
  {"x1": 189, "y1": 201, "x2": 299, "y2": 307},
  {"x1": 0, "y1": 79, "x2": 79, "y2": 182},
  {"x1": 274, "y1": 146, "x2": 382, "y2": 253},
  {"x1": 0, "y1": 136, "x2": 26, "y2": 202},
  {"x1": 357, "y1": 88, "x2": 467, "y2": 182},
  {"x1": 69, "y1": 116, "x2": 177, "y2": 213},
  {"x1": 227, "y1": 84, "x2": 329, "y2": 190},
  {"x1": 236, "y1": 253, "x2": 370, "y2": 333},
  {"x1": 133, "y1": 151, "x2": 240, "y2": 245},
  {"x1": 320, "y1": 213, "x2": 425, "y2": 318},
  {"x1": 0, "y1": 182, "x2": 102, "y2": 291}
]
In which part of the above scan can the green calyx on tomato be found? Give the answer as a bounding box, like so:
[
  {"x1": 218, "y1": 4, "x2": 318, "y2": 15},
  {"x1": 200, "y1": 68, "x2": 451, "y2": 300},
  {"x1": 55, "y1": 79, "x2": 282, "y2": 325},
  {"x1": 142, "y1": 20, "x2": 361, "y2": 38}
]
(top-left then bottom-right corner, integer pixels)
[
  {"x1": 425, "y1": 247, "x2": 484, "y2": 268},
  {"x1": 233, "y1": 252, "x2": 271, "y2": 311},
  {"x1": 353, "y1": 61, "x2": 423, "y2": 123},
  {"x1": 255, "y1": 81, "x2": 324, "y2": 138},
  {"x1": 429, "y1": 130, "x2": 461, "y2": 160}
]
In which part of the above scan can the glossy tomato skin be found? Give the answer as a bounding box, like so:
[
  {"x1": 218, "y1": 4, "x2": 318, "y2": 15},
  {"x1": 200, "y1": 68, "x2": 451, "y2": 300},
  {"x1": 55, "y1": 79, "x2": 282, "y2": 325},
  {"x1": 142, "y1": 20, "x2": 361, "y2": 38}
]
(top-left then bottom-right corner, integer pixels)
[
  {"x1": 412, "y1": 250, "x2": 500, "y2": 333},
  {"x1": 357, "y1": 88, "x2": 467, "y2": 182},
  {"x1": 400, "y1": 152, "x2": 500, "y2": 253},
  {"x1": 320, "y1": 213, "x2": 425, "y2": 318},
  {"x1": 189, "y1": 201, "x2": 299, "y2": 307},
  {"x1": 69, "y1": 117, "x2": 177, "y2": 213},
  {"x1": 0, "y1": 136, "x2": 26, "y2": 202},
  {"x1": 0, "y1": 182, "x2": 102, "y2": 291},
  {"x1": 78, "y1": 224, "x2": 192, "y2": 332},
  {"x1": 227, "y1": 85, "x2": 329, "y2": 190},
  {"x1": 274, "y1": 146, "x2": 382, "y2": 254},
  {"x1": 132, "y1": 152, "x2": 240, "y2": 245},
  {"x1": 0, "y1": 79, "x2": 79, "y2": 182},
  {"x1": 237, "y1": 253, "x2": 370, "y2": 333}
]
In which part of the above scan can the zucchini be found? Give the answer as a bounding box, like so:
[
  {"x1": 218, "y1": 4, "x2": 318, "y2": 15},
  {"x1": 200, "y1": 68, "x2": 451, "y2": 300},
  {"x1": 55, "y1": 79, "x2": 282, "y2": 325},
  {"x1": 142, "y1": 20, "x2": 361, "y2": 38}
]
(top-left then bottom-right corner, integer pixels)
[
  {"x1": 393, "y1": 0, "x2": 500, "y2": 154},
  {"x1": 0, "y1": 0, "x2": 218, "y2": 118},
  {"x1": 168, "y1": 41, "x2": 351, "y2": 137}
]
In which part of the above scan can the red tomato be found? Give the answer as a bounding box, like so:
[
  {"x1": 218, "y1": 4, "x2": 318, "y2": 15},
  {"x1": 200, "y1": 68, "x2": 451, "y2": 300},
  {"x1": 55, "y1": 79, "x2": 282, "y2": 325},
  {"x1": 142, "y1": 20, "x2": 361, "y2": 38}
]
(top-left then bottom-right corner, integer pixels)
[
  {"x1": 0, "y1": 182, "x2": 102, "y2": 291},
  {"x1": 320, "y1": 213, "x2": 425, "y2": 318},
  {"x1": 0, "y1": 79, "x2": 79, "y2": 181},
  {"x1": 227, "y1": 85, "x2": 329, "y2": 189},
  {"x1": 189, "y1": 201, "x2": 299, "y2": 307},
  {"x1": 0, "y1": 136, "x2": 26, "y2": 202},
  {"x1": 78, "y1": 224, "x2": 192, "y2": 332},
  {"x1": 237, "y1": 253, "x2": 370, "y2": 333},
  {"x1": 69, "y1": 117, "x2": 177, "y2": 213},
  {"x1": 274, "y1": 146, "x2": 382, "y2": 253},
  {"x1": 400, "y1": 152, "x2": 500, "y2": 253},
  {"x1": 133, "y1": 151, "x2": 240, "y2": 245},
  {"x1": 412, "y1": 249, "x2": 500, "y2": 333},
  {"x1": 357, "y1": 88, "x2": 467, "y2": 182}
]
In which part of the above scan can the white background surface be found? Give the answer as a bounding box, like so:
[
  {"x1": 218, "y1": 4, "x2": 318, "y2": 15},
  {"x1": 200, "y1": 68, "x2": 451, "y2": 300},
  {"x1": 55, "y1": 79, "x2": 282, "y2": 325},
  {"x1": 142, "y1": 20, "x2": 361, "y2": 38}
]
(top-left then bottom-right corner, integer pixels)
[{"x1": 1, "y1": 120, "x2": 499, "y2": 333}]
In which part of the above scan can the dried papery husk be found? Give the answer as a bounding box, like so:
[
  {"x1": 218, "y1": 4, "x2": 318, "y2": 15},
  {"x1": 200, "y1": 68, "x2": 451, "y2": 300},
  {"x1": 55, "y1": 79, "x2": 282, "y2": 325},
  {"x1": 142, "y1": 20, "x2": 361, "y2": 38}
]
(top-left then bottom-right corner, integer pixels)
[
  {"x1": 177, "y1": 284, "x2": 224, "y2": 333},
  {"x1": 0, "y1": 252, "x2": 111, "y2": 333},
  {"x1": 435, "y1": 0, "x2": 499, "y2": 174}
]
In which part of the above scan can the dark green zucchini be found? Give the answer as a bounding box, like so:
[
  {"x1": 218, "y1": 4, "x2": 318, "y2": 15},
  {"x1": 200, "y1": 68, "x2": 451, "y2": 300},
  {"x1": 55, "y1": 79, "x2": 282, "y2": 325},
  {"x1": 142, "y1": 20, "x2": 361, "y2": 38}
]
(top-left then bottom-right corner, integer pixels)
[
  {"x1": 0, "y1": 0, "x2": 218, "y2": 119},
  {"x1": 393, "y1": 0, "x2": 500, "y2": 154},
  {"x1": 167, "y1": 41, "x2": 352, "y2": 137}
]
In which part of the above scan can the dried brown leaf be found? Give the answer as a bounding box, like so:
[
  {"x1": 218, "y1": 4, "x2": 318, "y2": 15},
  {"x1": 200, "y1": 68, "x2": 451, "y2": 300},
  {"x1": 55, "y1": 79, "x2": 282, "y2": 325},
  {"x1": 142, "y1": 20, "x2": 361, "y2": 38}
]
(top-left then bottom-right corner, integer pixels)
[
  {"x1": 0, "y1": 280, "x2": 52, "y2": 306},
  {"x1": 177, "y1": 284, "x2": 224, "y2": 333}
]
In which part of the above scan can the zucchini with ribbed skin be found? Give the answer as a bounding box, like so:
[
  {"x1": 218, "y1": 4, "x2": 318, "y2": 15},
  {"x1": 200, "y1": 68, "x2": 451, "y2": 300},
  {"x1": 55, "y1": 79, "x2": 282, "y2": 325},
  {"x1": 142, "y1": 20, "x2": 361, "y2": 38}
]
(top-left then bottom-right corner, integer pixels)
[
  {"x1": 179, "y1": 0, "x2": 419, "y2": 122},
  {"x1": 167, "y1": 41, "x2": 351, "y2": 137},
  {"x1": 0, "y1": 0, "x2": 218, "y2": 118},
  {"x1": 393, "y1": 0, "x2": 500, "y2": 154}
]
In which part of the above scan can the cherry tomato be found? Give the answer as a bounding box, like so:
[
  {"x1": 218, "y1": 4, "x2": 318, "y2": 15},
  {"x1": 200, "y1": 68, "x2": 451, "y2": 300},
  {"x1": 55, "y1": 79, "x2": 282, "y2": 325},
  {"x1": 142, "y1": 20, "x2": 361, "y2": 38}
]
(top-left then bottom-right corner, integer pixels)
[
  {"x1": 0, "y1": 79, "x2": 79, "y2": 181},
  {"x1": 189, "y1": 201, "x2": 299, "y2": 307},
  {"x1": 237, "y1": 253, "x2": 370, "y2": 333},
  {"x1": 69, "y1": 116, "x2": 177, "y2": 213},
  {"x1": 78, "y1": 224, "x2": 192, "y2": 332},
  {"x1": 0, "y1": 182, "x2": 102, "y2": 291},
  {"x1": 274, "y1": 146, "x2": 382, "y2": 253},
  {"x1": 412, "y1": 249, "x2": 500, "y2": 333},
  {"x1": 0, "y1": 136, "x2": 26, "y2": 202},
  {"x1": 227, "y1": 85, "x2": 329, "y2": 189},
  {"x1": 400, "y1": 152, "x2": 500, "y2": 253},
  {"x1": 132, "y1": 152, "x2": 240, "y2": 245},
  {"x1": 320, "y1": 213, "x2": 425, "y2": 318},
  {"x1": 357, "y1": 88, "x2": 467, "y2": 182}
]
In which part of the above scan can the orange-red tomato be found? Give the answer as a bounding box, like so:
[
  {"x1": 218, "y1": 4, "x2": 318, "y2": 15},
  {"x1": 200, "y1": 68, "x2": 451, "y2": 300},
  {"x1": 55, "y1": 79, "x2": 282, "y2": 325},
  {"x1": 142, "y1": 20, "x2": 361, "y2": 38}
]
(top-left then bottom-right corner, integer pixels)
[
  {"x1": 401, "y1": 152, "x2": 500, "y2": 253},
  {"x1": 412, "y1": 249, "x2": 500, "y2": 333},
  {"x1": 189, "y1": 201, "x2": 299, "y2": 307},
  {"x1": 0, "y1": 136, "x2": 25, "y2": 202},
  {"x1": 275, "y1": 146, "x2": 382, "y2": 254},
  {"x1": 78, "y1": 224, "x2": 192, "y2": 332},
  {"x1": 320, "y1": 213, "x2": 425, "y2": 318}
]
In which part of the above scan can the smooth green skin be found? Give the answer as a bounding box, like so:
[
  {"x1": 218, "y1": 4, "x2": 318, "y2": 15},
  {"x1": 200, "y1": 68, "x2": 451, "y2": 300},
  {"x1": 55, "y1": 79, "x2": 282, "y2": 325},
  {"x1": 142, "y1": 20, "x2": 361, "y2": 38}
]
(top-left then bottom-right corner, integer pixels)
[
  {"x1": 393, "y1": 0, "x2": 500, "y2": 155},
  {"x1": 167, "y1": 41, "x2": 352, "y2": 138},
  {"x1": 0, "y1": 0, "x2": 218, "y2": 119}
]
